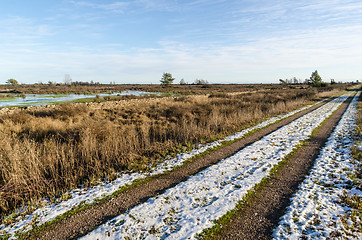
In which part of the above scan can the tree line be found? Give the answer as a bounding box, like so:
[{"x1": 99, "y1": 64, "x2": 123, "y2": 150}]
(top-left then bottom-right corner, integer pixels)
[
  {"x1": 279, "y1": 70, "x2": 339, "y2": 87},
  {"x1": 160, "y1": 72, "x2": 208, "y2": 86}
]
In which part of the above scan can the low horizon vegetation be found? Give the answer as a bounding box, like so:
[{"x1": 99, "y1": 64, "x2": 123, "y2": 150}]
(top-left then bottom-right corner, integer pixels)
[
  {"x1": 0, "y1": 81, "x2": 355, "y2": 96},
  {"x1": 0, "y1": 85, "x2": 349, "y2": 219}
]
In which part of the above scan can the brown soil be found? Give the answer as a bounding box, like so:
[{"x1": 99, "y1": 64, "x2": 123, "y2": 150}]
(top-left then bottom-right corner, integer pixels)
[
  {"x1": 206, "y1": 95, "x2": 355, "y2": 239},
  {"x1": 26, "y1": 98, "x2": 335, "y2": 240}
]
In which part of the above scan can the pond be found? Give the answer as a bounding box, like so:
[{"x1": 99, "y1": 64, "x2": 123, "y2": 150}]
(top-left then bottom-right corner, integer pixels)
[{"x1": 0, "y1": 91, "x2": 154, "y2": 108}]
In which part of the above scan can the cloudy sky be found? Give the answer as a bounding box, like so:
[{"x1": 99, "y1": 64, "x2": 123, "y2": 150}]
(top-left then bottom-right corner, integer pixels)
[{"x1": 1, "y1": 0, "x2": 362, "y2": 84}]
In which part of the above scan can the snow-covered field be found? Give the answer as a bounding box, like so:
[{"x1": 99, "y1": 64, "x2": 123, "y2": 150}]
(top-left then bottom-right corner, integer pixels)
[
  {"x1": 273, "y1": 93, "x2": 361, "y2": 239},
  {"x1": 0, "y1": 96, "x2": 325, "y2": 238},
  {"x1": 80, "y1": 93, "x2": 353, "y2": 239}
]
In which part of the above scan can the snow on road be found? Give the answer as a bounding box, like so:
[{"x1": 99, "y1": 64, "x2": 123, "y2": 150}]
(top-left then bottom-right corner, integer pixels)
[
  {"x1": 0, "y1": 96, "x2": 323, "y2": 238},
  {"x1": 80, "y1": 93, "x2": 353, "y2": 240},
  {"x1": 273, "y1": 92, "x2": 361, "y2": 239}
]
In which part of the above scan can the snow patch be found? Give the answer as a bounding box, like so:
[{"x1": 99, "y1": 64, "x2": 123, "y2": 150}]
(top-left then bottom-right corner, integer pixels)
[{"x1": 273, "y1": 92, "x2": 361, "y2": 239}]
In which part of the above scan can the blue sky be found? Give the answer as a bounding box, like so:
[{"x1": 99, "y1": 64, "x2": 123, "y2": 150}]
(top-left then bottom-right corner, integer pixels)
[{"x1": 1, "y1": 0, "x2": 362, "y2": 84}]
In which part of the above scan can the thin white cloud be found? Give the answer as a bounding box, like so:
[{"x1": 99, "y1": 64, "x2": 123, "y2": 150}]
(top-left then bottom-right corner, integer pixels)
[
  {"x1": 0, "y1": 16, "x2": 55, "y2": 41},
  {"x1": 68, "y1": 0, "x2": 180, "y2": 13},
  {"x1": 1, "y1": 0, "x2": 362, "y2": 83},
  {"x1": 4, "y1": 20, "x2": 361, "y2": 84},
  {"x1": 186, "y1": 0, "x2": 227, "y2": 7},
  {"x1": 69, "y1": 1, "x2": 130, "y2": 13}
]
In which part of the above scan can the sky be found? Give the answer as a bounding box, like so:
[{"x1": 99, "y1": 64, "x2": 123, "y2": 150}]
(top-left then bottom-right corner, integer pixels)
[{"x1": 1, "y1": 0, "x2": 362, "y2": 84}]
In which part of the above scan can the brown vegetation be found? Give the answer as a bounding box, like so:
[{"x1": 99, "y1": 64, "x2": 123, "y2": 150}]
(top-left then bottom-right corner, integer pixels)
[
  {"x1": 0, "y1": 82, "x2": 350, "y2": 95},
  {"x1": 0, "y1": 83, "x2": 284, "y2": 95},
  {"x1": 0, "y1": 86, "x2": 344, "y2": 217}
]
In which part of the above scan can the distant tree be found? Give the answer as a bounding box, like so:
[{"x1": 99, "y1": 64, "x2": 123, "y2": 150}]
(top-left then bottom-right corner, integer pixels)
[
  {"x1": 279, "y1": 79, "x2": 287, "y2": 85},
  {"x1": 64, "y1": 74, "x2": 72, "y2": 85},
  {"x1": 6, "y1": 78, "x2": 18, "y2": 86},
  {"x1": 180, "y1": 78, "x2": 187, "y2": 85},
  {"x1": 280, "y1": 77, "x2": 301, "y2": 85},
  {"x1": 309, "y1": 70, "x2": 323, "y2": 87},
  {"x1": 194, "y1": 79, "x2": 208, "y2": 85},
  {"x1": 330, "y1": 79, "x2": 336, "y2": 85},
  {"x1": 293, "y1": 77, "x2": 299, "y2": 84},
  {"x1": 160, "y1": 72, "x2": 175, "y2": 86}
]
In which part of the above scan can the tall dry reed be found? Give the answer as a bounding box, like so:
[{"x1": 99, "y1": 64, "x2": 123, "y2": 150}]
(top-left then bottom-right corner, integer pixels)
[{"x1": 0, "y1": 87, "x2": 338, "y2": 216}]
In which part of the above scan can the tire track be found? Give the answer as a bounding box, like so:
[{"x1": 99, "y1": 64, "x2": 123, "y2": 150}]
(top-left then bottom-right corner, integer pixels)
[{"x1": 205, "y1": 92, "x2": 357, "y2": 239}]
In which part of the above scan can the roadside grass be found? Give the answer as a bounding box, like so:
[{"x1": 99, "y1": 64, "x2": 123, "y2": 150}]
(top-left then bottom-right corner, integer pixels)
[
  {"x1": 196, "y1": 92, "x2": 353, "y2": 240},
  {"x1": 338, "y1": 90, "x2": 362, "y2": 236},
  {"x1": 0, "y1": 86, "x2": 345, "y2": 221}
]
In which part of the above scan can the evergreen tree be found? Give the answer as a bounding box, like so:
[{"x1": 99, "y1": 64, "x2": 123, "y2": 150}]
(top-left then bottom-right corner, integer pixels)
[
  {"x1": 309, "y1": 70, "x2": 323, "y2": 87},
  {"x1": 6, "y1": 78, "x2": 18, "y2": 86},
  {"x1": 160, "y1": 72, "x2": 175, "y2": 86}
]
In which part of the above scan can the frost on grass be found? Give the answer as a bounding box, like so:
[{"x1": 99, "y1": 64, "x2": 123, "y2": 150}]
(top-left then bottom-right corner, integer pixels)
[
  {"x1": 0, "y1": 96, "x2": 321, "y2": 239},
  {"x1": 80, "y1": 94, "x2": 351, "y2": 240},
  {"x1": 273, "y1": 92, "x2": 361, "y2": 240}
]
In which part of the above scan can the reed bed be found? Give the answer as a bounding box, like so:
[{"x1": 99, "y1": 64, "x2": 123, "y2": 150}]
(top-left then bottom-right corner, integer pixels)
[{"x1": 0, "y1": 87, "x2": 341, "y2": 216}]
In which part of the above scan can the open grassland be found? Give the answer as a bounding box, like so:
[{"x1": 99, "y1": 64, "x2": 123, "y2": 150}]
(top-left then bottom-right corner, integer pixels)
[
  {"x1": 0, "y1": 85, "x2": 347, "y2": 218},
  {"x1": 0, "y1": 82, "x2": 350, "y2": 95}
]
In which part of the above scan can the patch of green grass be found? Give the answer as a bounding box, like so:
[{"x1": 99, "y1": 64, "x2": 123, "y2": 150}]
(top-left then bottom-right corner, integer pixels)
[{"x1": 152, "y1": 92, "x2": 182, "y2": 96}]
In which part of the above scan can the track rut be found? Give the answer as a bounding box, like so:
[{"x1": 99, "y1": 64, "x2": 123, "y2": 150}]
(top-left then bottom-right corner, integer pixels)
[{"x1": 204, "y1": 93, "x2": 356, "y2": 239}]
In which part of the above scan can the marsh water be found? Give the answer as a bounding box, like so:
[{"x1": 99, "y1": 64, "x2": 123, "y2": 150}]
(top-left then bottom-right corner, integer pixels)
[{"x1": 0, "y1": 91, "x2": 152, "y2": 108}]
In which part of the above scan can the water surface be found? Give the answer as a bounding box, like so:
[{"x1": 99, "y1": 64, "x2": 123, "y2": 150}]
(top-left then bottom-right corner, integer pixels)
[{"x1": 0, "y1": 91, "x2": 151, "y2": 108}]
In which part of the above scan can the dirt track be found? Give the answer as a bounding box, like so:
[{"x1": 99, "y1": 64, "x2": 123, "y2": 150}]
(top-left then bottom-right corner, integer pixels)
[
  {"x1": 204, "y1": 94, "x2": 355, "y2": 239},
  {"x1": 25, "y1": 97, "x2": 339, "y2": 240}
]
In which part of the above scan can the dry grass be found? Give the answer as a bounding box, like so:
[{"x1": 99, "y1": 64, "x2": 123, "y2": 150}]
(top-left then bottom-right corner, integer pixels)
[
  {"x1": 0, "y1": 86, "x2": 342, "y2": 217},
  {"x1": 0, "y1": 82, "x2": 350, "y2": 95}
]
